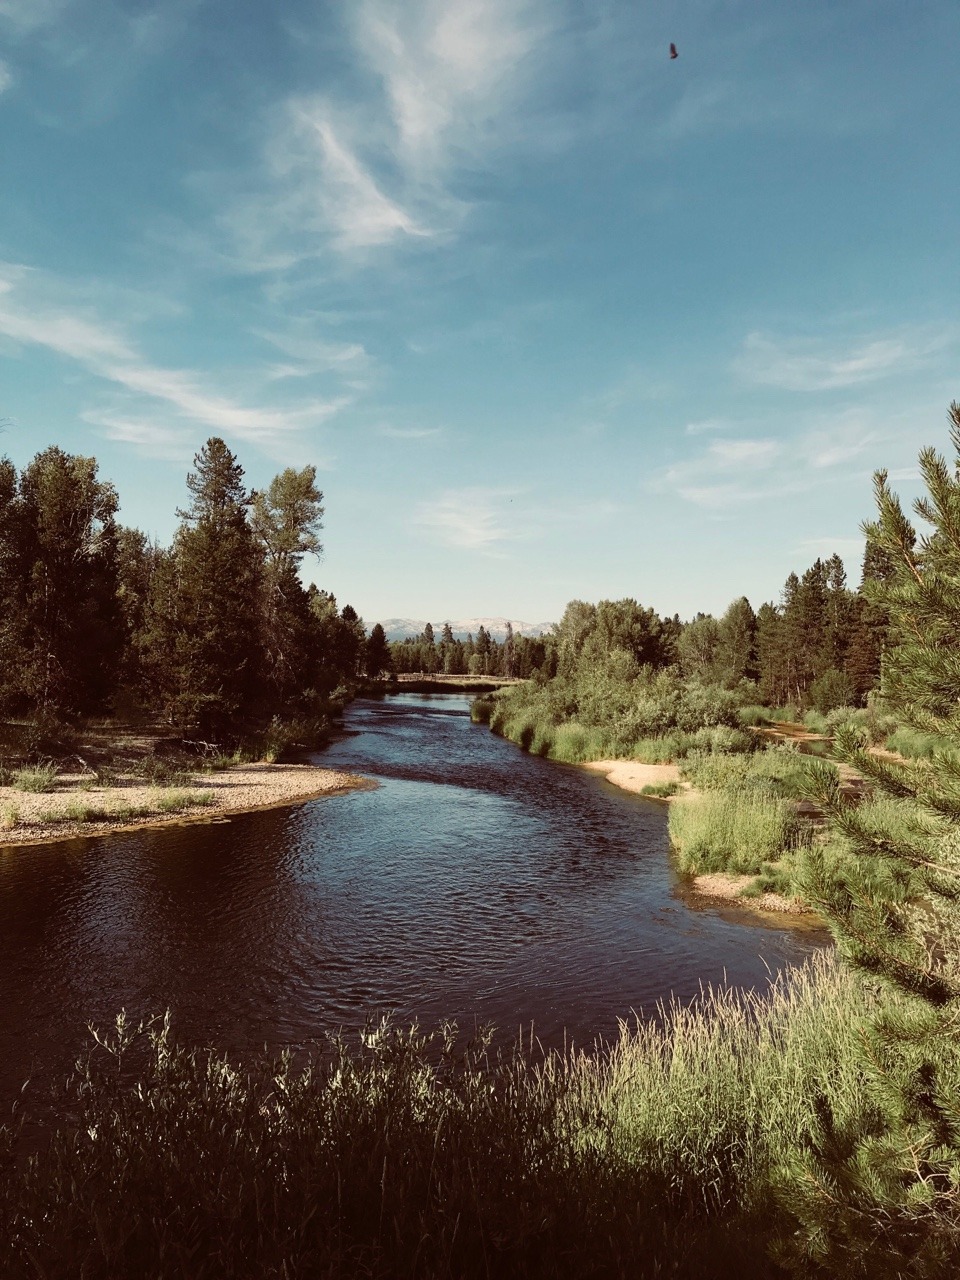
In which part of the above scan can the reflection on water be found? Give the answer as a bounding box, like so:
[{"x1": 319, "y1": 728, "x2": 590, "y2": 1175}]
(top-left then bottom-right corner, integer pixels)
[{"x1": 0, "y1": 694, "x2": 827, "y2": 1103}]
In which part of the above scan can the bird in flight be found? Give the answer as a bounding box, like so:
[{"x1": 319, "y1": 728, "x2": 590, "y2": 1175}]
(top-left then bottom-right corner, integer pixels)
[{"x1": 670, "y1": 42, "x2": 678, "y2": 59}]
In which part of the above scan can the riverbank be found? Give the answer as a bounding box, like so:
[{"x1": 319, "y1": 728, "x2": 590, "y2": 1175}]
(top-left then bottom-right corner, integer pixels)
[
  {"x1": 579, "y1": 757, "x2": 810, "y2": 915},
  {"x1": 0, "y1": 761, "x2": 371, "y2": 848}
]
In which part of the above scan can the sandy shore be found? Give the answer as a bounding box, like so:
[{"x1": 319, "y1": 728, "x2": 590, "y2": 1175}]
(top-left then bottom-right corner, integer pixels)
[
  {"x1": 0, "y1": 762, "x2": 372, "y2": 849},
  {"x1": 579, "y1": 759, "x2": 685, "y2": 795}
]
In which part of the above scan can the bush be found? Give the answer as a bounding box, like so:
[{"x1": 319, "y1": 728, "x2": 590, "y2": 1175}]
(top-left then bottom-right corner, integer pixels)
[
  {"x1": 737, "y1": 705, "x2": 772, "y2": 727},
  {"x1": 809, "y1": 667, "x2": 857, "y2": 714},
  {"x1": 639, "y1": 781, "x2": 680, "y2": 798},
  {"x1": 885, "y1": 726, "x2": 958, "y2": 760},
  {"x1": 470, "y1": 695, "x2": 496, "y2": 725},
  {"x1": 679, "y1": 745, "x2": 814, "y2": 798}
]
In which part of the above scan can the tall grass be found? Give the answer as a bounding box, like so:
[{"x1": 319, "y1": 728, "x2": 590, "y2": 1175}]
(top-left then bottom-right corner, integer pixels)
[
  {"x1": 885, "y1": 725, "x2": 958, "y2": 760},
  {"x1": 680, "y1": 745, "x2": 815, "y2": 798},
  {"x1": 669, "y1": 789, "x2": 807, "y2": 875},
  {"x1": 12, "y1": 761, "x2": 58, "y2": 792},
  {"x1": 0, "y1": 955, "x2": 877, "y2": 1279}
]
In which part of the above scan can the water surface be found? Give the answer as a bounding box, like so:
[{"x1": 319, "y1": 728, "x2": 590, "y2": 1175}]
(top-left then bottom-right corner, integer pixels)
[{"x1": 0, "y1": 694, "x2": 827, "y2": 1103}]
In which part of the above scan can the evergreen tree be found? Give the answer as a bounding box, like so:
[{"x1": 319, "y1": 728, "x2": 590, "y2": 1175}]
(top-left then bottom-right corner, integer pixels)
[
  {"x1": 115, "y1": 527, "x2": 164, "y2": 705},
  {"x1": 365, "y1": 623, "x2": 391, "y2": 678},
  {"x1": 677, "y1": 614, "x2": 722, "y2": 681},
  {"x1": 17, "y1": 447, "x2": 120, "y2": 717},
  {"x1": 503, "y1": 620, "x2": 515, "y2": 677},
  {"x1": 786, "y1": 404, "x2": 960, "y2": 1274},
  {"x1": 718, "y1": 596, "x2": 758, "y2": 685},
  {"x1": 756, "y1": 601, "x2": 787, "y2": 706},
  {"x1": 145, "y1": 438, "x2": 263, "y2": 737},
  {"x1": 250, "y1": 466, "x2": 324, "y2": 708},
  {"x1": 0, "y1": 457, "x2": 25, "y2": 711}
]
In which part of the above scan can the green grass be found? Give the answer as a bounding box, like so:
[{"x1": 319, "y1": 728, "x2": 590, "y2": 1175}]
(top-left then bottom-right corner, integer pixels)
[
  {"x1": 639, "y1": 780, "x2": 681, "y2": 798},
  {"x1": 669, "y1": 788, "x2": 808, "y2": 876},
  {"x1": 885, "y1": 725, "x2": 958, "y2": 760},
  {"x1": 737, "y1": 704, "x2": 773, "y2": 727},
  {"x1": 12, "y1": 761, "x2": 59, "y2": 793},
  {"x1": 152, "y1": 788, "x2": 215, "y2": 814},
  {"x1": 0, "y1": 953, "x2": 881, "y2": 1279},
  {"x1": 29, "y1": 791, "x2": 217, "y2": 828},
  {"x1": 680, "y1": 745, "x2": 816, "y2": 798},
  {"x1": 0, "y1": 802, "x2": 19, "y2": 830}
]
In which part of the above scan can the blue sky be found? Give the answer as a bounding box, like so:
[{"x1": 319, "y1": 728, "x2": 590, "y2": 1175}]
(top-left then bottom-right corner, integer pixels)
[{"x1": 1, "y1": 0, "x2": 958, "y2": 626}]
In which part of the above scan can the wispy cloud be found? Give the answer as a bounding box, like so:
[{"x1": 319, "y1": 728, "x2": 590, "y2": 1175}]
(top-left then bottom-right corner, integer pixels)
[
  {"x1": 80, "y1": 411, "x2": 195, "y2": 463},
  {"x1": 0, "y1": 58, "x2": 12, "y2": 92},
  {"x1": 379, "y1": 425, "x2": 441, "y2": 440},
  {"x1": 217, "y1": 0, "x2": 543, "y2": 267},
  {"x1": 255, "y1": 325, "x2": 371, "y2": 383},
  {"x1": 684, "y1": 418, "x2": 727, "y2": 436},
  {"x1": 660, "y1": 404, "x2": 908, "y2": 510},
  {"x1": 735, "y1": 326, "x2": 955, "y2": 392},
  {"x1": 0, "y1": 264, "x2": 347, "y2": 450},
  {"x1": 415, "y1": 485, "x2": 520, "y2": 550},
  {"x1": 662, "y1": 435, "x2": 781, "y2": 507},
  {"x1": 707, "y1": 439, "x2": 780, "y2": 469}
]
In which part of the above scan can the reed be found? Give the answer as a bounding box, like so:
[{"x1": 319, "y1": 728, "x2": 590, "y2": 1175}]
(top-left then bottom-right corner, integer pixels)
[
  {"x1": 668, "y1": 789, "x2": 807, "y2": 875},
  {"x1": 0, "y1": 954, "x2": 881, "y2": 1280}
]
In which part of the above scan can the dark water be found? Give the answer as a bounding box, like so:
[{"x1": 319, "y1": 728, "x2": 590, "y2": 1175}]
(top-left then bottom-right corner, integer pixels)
[{"x1": 0, "y1": 694, "x2": 827, "y2": 1104}]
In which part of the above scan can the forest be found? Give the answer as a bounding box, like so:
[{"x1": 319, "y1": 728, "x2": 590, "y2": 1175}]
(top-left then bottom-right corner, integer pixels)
[
  {"x1": 0, "y1": 431, "x2": 890, "y2": 761},
  {"x1": 0, "y1": 437, "x2": 372, "y2": 754}
]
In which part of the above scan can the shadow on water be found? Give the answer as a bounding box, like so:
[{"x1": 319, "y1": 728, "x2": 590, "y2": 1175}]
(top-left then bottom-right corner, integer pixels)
[{"x1": 0, "y1": 693, "x2": 828, "y2": 1105}]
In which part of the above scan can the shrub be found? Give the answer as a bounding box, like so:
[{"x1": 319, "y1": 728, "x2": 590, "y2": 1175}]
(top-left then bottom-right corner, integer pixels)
[
  {"x1": 809, "y1": 667, "x2": 857, "y2": 714},
  {"x1": 737, "y1": 705, "x2": 772, "y2": 727},
  {"x1": 885, "y1": 726, "x2": 957, "y2": 760},
  {"x1": 470, "y1": 695, "x2": 496, "y2": 725},
  {"x1": 680, "y1": 745, "x2": 813, "y2": 798}
]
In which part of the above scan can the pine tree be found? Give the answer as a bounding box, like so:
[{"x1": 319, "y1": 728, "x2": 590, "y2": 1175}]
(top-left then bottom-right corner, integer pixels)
[
  {"x1": 0, "y1": 457, "x2": 25, "y2": 712},
  {"x1": 250, "y1": 466, "x2": 324, "y2": 708},
  {"x1": 756, "y1": 601, "x2": 787, "y2": 706},
  {"x1": 365, "y1": 623, "x2": 391, "y2": 678},
  {"x1": 146, "y1": 438, "x2": 263, "y2": 737},
  {"x1": 17, "y1": 447, "x2": 120, "y2": 718},
  {"x1": 717, "y1": 596, "x2": 758, "y2": 685},
  {"x1": 784, "y1": 404, "x2": 960, "y2": 1274}
]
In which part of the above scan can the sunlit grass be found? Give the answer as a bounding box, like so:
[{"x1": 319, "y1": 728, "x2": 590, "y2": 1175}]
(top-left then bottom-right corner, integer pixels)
[
  {"x1": 12, "y1": 761, "x2": 58, "y2": 793},
  {"x1": 0, "y1": 954, "x2": 879, "y2": 1279},
  {"x1": 669, "y1": 789, "x2": 808, "y2": 875}
]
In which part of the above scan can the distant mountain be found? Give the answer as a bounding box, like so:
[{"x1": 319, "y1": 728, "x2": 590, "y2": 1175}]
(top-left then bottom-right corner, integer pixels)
[{"x1": 375, "y1": 617, "x2": 555, "y2": 643}]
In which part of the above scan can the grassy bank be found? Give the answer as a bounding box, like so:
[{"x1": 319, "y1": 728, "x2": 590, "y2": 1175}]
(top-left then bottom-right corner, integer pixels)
[
  {"x1": 474, "y1": 684, "x2": 822, "y2": 899},
  {"x1": 1, "y1": 954, "x2": 884, "y2": 1279}
]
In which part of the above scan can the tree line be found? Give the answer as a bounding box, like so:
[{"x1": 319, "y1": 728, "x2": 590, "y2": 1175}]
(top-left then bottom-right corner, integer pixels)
[
  {"x1": 0, "y1": 438, "x2": 372, "y2": 744},
  {"x1": 502, "y1": 547, "x2": 885, "y2": 715},
  {"x1": 387, "y1": 621, "x2": 547, "y2": 678},
  {"x1": 0, "y1": 434, "x2": 889, "y2": 751}
]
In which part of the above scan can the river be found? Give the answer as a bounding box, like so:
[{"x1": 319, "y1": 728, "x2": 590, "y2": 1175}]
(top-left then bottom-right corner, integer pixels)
[{"x1": 0, "y1": 693, "x2": 827, "y2": 1105}]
